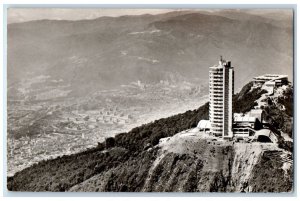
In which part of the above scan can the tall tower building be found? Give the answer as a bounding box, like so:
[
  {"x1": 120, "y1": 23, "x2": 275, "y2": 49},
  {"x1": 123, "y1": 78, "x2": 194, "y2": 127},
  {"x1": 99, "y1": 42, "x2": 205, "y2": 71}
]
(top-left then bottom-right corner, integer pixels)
[{"x1": 209, "y1": 57, "x2": 234, "y2": 139}]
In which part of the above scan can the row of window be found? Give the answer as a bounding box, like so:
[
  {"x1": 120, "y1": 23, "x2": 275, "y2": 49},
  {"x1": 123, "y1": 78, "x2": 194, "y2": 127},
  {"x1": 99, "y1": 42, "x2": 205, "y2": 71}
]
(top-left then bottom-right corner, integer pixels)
[
  {"x1": 209, "y1": 80, "x2": 223, "y2": 84},
  {"x1": 210, "y1": 94, "x2": 224, "y2": 97},
  {"x1": 209, "y1": 70, "x2": 223, "y2": 73},
  {"x1": 209, "y1": 100, "x2": 223, "y2": 104},
  {"x1": 209, "y1": 96, "x2": 223, "y2": 99},
  {"x1": 210, "y1": 109, "x2": 223, "y2": 113},
  {"x1": 209, "y1": 96, "x2": 223, "y2": 102},
  {"x1": 210, "y1": 95, "x2": 223, "y2": 98},
  {"x1": 209, "y1": 91, "x2": 223, "y2": 94},
  {"x1": 210, "y1": 110, "x2": 224, "y2": 112},
  {"x1": 209, "y1": 112, "x2": 222, "y2": 116},
  {"x1": 210, "y1": 104, "x2": 224, "y2": 107},
  {"x1": 209, "y1": 106, "x2": 223, "y2": 109},
  {"x1": 209, "y1": 87, "x2": 223, "y2": 90},
  {"x1": 209, "y1": 84, "x2": 223, "y2": 90},
  {"x1": 209, "y1": 77, "x2": 223, "y2": 80},
  {"x1": 209, "y1": 113, "x2": 223, "y2": 116},
  {"x1": 210, "y1": 90, "x2": 223, "y2": 93},
  {"x1": 209, "y1": 116, "x2": 223, "y2": 120},
  {"x1": 209, "y1": 76, "x2": 223, "y2": 79},
  {"x1": 210, "y1": 112, "x2": 224, "y2": 116},
  {"x1": 210, "y1": 99, "x2": 223, "y2": 103},
  {"x1": 209, "y1": 82, "x2": 224, "y2": 85}
]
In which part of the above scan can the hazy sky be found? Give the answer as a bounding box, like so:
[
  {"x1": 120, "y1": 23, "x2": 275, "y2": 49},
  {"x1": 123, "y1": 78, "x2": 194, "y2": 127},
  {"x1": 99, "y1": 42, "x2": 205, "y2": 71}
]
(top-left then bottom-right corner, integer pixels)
[
  {"x1": 7, "y1": 8, "x2": 186, "y2": 24},
  {"x1": 7, "y1": 8, "x2": 292, "y2": 24}
]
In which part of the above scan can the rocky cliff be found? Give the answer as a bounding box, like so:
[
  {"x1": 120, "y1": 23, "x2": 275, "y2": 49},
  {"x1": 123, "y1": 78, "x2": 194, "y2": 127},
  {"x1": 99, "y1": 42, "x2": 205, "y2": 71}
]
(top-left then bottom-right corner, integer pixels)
[{"x1": 68, "y1": 130, "x2": 292, "y2": 192}]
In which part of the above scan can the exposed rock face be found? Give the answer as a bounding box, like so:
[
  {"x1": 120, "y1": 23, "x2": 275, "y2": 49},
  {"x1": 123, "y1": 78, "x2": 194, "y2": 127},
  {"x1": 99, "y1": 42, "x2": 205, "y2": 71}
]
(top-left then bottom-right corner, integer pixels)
[
  {"x1": 69, "y1": 131, "x2": 292, "y2": 192},
  {"x1": 230, "y1": 143, "x2": 263, "y2": 191}
]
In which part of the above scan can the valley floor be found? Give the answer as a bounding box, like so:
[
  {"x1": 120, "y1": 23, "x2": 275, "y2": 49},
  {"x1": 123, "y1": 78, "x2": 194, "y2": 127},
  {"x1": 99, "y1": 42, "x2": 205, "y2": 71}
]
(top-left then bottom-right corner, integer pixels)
[{"x1": 7, "y1": 95, "x2": 208, "y2": 176}]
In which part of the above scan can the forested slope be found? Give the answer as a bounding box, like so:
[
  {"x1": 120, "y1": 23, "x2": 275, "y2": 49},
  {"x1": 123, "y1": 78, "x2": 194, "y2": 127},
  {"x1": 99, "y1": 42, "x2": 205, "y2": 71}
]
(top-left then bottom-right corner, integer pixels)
[{"x1": 7, "y1": 82, "x2": 293, "y2": 192}]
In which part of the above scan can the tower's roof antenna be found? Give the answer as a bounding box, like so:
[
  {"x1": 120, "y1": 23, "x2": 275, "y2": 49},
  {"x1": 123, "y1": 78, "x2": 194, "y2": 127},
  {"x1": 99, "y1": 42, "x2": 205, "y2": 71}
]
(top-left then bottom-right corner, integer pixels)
[{"x1": 220, "y1": 55, "x2": 223, "y2": 62}]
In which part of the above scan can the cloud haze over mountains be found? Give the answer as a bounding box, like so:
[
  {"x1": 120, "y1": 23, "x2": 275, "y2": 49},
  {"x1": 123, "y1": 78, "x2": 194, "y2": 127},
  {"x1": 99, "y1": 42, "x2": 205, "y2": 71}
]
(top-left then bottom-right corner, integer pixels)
[
  {"x1": 8, "y1": 9, "x2": 293, "y2": 96},
  {"x1": 8, "y1": 8, "x2": 184, "y2": 24}
]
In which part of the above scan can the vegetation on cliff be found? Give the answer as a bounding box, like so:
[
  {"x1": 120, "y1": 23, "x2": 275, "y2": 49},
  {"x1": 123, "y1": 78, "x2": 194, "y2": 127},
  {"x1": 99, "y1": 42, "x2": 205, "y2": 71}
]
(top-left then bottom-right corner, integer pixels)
[
  {"x1": 233, "y1": 82, "x2": 268, "y2": 114},
  {"x1": 249, "y1": 150, "x2": 293, "y2": 192}
]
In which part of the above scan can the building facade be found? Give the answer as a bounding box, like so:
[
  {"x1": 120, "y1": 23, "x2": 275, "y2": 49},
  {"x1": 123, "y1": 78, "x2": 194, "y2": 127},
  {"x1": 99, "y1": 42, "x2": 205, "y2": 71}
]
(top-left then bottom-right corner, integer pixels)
[
  {"x1": 209, "y1": 57, "x2": 234, "y2": 138},
  {"x1": 253, "y1": 74, "x2": 288, "y2": 87}
]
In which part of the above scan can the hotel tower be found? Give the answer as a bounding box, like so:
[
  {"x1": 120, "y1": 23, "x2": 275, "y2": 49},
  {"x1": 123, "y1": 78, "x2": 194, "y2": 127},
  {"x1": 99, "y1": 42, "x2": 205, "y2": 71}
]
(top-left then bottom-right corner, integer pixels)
[{"x1": 209, "y1": 57, "x2": 234, "y2": 138}]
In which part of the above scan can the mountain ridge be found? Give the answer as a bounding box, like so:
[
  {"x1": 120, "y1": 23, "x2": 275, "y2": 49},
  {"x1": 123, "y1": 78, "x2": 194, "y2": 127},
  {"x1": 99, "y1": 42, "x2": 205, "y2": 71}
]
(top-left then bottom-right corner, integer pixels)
[{"x1": 8, "y1": 10, "x2": 293, "y2": 97}]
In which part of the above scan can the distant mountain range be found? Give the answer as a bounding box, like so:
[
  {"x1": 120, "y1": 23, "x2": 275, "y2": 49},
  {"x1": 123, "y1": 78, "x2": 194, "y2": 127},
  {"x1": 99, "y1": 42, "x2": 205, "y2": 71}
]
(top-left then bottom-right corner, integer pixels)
[{"x1": 8, "y1": 10, "x2": 293, "y2": 96}]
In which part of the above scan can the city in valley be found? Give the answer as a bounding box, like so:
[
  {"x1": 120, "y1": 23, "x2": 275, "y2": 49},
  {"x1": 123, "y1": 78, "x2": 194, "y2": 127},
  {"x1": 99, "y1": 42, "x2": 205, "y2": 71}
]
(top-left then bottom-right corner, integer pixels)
[{"x1": 7, "y1": 75, "x2": 208, "y2": 176}]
